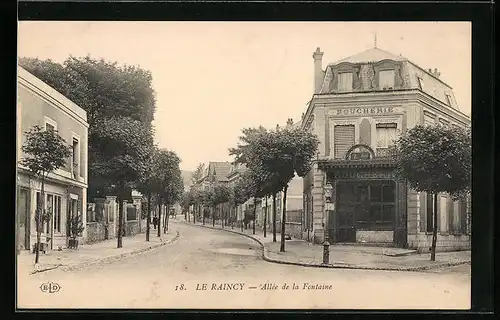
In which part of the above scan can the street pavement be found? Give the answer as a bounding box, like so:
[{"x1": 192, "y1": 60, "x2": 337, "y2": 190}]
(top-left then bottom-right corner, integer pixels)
[{"x1": 17, "y1": 220, "x2": 471, "y2": 310}]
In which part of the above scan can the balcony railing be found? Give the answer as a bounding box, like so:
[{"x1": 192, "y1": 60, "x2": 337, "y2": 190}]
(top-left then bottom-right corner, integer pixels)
[{"x1": 376, "y1": 148, "x2": 391, "y2": 158}]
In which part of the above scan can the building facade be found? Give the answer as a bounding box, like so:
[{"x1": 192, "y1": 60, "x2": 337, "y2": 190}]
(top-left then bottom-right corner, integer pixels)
[
  {"x1": 17, "y1": 66, "x2": 89, "y2": 252},
  {"x1": 301, "y1": 46, "x2": 471, "y2": 252}
]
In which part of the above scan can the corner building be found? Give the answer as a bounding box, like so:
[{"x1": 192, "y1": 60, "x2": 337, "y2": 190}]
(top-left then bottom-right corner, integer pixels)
[{"x1": 301, "y1": 47, "x2": 471, "y2": 252}]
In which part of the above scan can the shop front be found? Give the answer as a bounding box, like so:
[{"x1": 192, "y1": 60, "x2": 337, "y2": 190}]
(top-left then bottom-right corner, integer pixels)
[{"x1": 319, "y1": 145, "x2": 408, "y2": 248}]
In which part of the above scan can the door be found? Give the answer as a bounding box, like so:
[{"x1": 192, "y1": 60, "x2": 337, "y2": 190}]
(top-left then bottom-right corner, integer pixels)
[
  {"x1": 335, "y1": 182, "x2": 357, "y2": 242},
  {"x1": 17, "y1": 189, "x2": 30, "y2": 251}
]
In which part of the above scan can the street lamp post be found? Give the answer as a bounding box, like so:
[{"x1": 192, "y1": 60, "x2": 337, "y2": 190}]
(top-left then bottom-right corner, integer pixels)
[{"x1": 323, "y1": 183, "x2": 333, "y2": 265}]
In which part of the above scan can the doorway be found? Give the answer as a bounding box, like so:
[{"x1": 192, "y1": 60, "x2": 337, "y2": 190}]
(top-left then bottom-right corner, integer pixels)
[{"x1": 17, "y1": 188, "x2": 30, "y2": 251}]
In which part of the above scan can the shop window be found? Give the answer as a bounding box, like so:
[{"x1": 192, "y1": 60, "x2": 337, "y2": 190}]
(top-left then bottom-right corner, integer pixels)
[
  {"x1": 355, "y1": 182, "x2": 395, "y2": 230},
  {"x1": 382, "y1": 185, "x2": 395, "y2": 202},
  {"x1": 338, "y1": 72, "x2": 353, "y2": 92},
  {"x1": 369, "y1": 186, "x2": 382, "y2": 202},
  {"x1": 379, "y1": 70, "x2": 395, "y2": 89}
]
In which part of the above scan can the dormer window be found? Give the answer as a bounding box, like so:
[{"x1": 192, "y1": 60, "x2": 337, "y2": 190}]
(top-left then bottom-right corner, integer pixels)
[
  {"x1": 417, "y1": 77, "x2": 425, "y2": 90},
  {"x1": 445, "y1": 93, "x2": 453, "y2": 107},
  {"x1": 379, "y1": 70, "x2": 395, "y2": 90},
  {"x1": 338, "y1": 72, "x2": 353, "y2": 92}
]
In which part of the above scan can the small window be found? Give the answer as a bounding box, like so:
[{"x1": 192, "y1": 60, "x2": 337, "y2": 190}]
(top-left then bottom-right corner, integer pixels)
[
  {"x1": 417, "y1": 77, "x2": 425, "y2": 90},
  {"x1": 379, "y1": 70, "x2": 395, "y2": 89},
  {"x1": 338, "y1": 72, "x2": 353, "y2": 92},
  {"x1": 44, "y1": 117, "x2": 57, "y2": 132}
]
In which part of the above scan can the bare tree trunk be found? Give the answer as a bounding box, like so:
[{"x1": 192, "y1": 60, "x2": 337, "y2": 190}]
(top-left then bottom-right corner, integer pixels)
[
  {"x1": 165, "y1": 204, "x2": 170, "y2": 233},
  {"x1": 117, "y1": 188, "x2": 123, "y2": 248},
  {"x1": 264, "y1": 197, "x2": 268, "y2": 238},
  {"x1": 272, "y1": 193, "x2": 277, "y2": 242},
  {"x1": 231, "y1": 206, "x2": 234, "y2": 229},
  {"x1": 280, "y1": 186, "x2": 288, "y2": 252},
  {"x1": 34, "y1": 176, "x2": 46, "y2": 264},
  {"x1": 241, "y1": 207, "x2": 244, "y2": 232},
  {"x1": 157, "y1": 196, "x2": 162, "y2": 237},
  {"x1": 202, "y1": 206, "x2": 205, "y2": 225},
  {"x1": 253, "y1": 201, "x2": 256, "y2": 235},
  {"x1": 222, "y1": 205, "x2": 225, "y2": 229},
  {"x1": 212, "y1": 205, "x2": 216, "y2": 227},
  {"x1": 431, "y1": 192, "x2": 438, "y2": 261},
  {"x1": 146, "y1": 193, "x2": 151, "y2": 242}
]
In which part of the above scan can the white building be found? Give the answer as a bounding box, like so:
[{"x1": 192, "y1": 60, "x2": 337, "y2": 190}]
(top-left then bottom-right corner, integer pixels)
[{"x1": 17, "y1": 66, "x2": 89, "y2": 252}]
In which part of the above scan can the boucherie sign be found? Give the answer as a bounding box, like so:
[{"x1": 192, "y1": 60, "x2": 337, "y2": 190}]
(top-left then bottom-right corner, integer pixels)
[{"x1": 334, "y1": 107, "x2": 395, "y2": 116}]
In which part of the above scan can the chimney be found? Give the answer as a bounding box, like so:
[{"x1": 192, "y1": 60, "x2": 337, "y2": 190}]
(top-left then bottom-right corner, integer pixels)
[{"x1": 313, "y1": 47, "x2": 324, "y2": 94}]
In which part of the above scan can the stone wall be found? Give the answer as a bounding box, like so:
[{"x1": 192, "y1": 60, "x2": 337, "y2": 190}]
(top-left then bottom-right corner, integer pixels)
[
  {"x1": 125, "y1": 220, "x2": 140, "y2": 237},
  {"x1": 140, "y1": 219, "x2": 148, "y2": 233},
  {"x1": 407, "y1": 233, "x2": 471, "y2": 253},
  {"x1": 86, "y1": 222, "x2": 106, "y2": 244},
  {"x1": 285, "y1": 222, "x2": 302, "y2": 240}
]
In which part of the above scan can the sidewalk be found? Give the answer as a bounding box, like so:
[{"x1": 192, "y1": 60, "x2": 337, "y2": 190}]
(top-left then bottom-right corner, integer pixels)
[
  {"x1": 17, "y1": 229, "x2": 180, "y2": 275},
  {"x1": 181, "y1": 219, "x2": 471, "y2": 272}
]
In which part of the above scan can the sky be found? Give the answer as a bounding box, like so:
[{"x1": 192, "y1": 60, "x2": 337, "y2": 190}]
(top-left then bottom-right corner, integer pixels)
[{"x1": 18, "y1": 22, "x2": 471, "y2": 172}]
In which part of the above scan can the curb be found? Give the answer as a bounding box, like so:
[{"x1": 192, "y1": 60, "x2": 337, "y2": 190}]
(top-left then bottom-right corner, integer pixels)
[
  {"x1": 30, "y1": 230, "x2": 181, "y2": 274},
  {"x1": 182, "y1": 222, "x2": 471, "y2": 272}
]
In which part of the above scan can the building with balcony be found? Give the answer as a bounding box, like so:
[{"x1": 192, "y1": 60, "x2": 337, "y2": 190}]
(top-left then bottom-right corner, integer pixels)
[
  {"x1": 17, "y1": 66, "x2": 89, "y2": 252},
  {"x1": 301, "y1": 46, "x2": 471, "y2": 252}
]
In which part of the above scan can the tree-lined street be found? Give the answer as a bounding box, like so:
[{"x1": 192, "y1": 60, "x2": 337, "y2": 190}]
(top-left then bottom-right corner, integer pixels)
[{"x1": 18, "y1": 220, "x2": 470, "y2": 309}]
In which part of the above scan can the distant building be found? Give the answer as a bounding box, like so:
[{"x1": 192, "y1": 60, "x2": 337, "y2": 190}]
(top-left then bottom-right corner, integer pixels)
[
  {"x1": 301, "y1": 46, "x2": 471, "y2": 251},
  {"x1": 17, "y1": 66, "x2": 89, "y2": 252}
]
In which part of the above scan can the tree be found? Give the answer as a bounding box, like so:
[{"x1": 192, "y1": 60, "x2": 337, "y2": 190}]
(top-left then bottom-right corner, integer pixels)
[
  {"x1": 151, "y1": 149, "x2": 183, "y2": 235},
  {"x1": 19, "y1": 56, "x2": 157, "y2": 200},
  {"x1": 180, "y1": 190, "x2": 192, "y2": 221},
  {"x1": 212, "y1": 182, "x2": 230, "y2": 228},
  {"x1": 229, "y1": 175, "x2": 250, "y2": 230},
  {"x1": 188, "y1": 188, "x2": 202, "y2": 224},
  {"x1": 199, "y1": 188, "x2": 213, "y2": 226},
  {"x1": 162, "y1": 162, "x2": 184, "y2": 234},
  {"x1": 91, "y1": 117, "x2": 154, "y2": 248},
  {"x1": 192, "y1": 163, "x2": 205, "y2": 185},
  {"x1": 392, "y1": 124, "x2": 471, "y2": 261},
  {"x1": 20, "y1": 125, "x2": 72, "y2": 264},
  {"x1": 136, "y1": 146, "x2": 162, "y2": 242},
  {"x1": 230, "y1": 121, "x2": 319, "y2": 252}
]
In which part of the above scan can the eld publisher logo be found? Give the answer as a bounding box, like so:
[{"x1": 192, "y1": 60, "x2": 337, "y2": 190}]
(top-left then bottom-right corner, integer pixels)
[{"x1": 40, "y1": 282, "x2": 61, "y2": 294}]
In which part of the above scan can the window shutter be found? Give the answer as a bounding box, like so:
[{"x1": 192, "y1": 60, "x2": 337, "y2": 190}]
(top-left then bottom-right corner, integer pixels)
[{"x1": 334, "y1": 125, "x2": 355, "y2": 159}]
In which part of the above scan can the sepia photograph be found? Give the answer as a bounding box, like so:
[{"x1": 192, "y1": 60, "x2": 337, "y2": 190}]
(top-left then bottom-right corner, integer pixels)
[{"x1": 16, "y1": 21, "x2": 472, "y2": 310}]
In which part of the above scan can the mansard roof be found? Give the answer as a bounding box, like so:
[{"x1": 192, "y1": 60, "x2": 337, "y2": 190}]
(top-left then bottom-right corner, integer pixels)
[{"x1": 331, "y1": 47, "x2": 407, "y2": 65}]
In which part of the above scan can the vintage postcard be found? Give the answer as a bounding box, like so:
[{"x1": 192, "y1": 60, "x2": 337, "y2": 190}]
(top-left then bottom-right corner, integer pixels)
[{"x1": 16, "y1": 21, "x2": 472, "y2": 310}]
